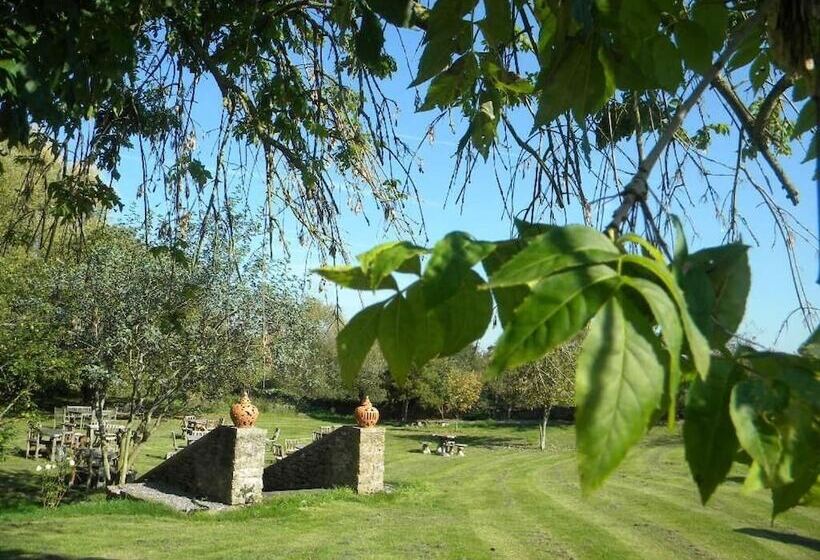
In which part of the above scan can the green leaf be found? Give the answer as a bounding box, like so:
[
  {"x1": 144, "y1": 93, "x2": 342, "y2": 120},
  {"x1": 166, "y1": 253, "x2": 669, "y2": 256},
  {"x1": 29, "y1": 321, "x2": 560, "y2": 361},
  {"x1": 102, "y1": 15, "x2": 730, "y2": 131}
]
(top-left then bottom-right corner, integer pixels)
[
  {"x1": 378, "y1": 294, "x2": 416, "y2": 385},
  {"x1": 692, "y1": 0, "x2": 728, "y2": 51},
  {"x1": 576, "y1": 294, "x2": 666, "y2": 493},
  {"x1": 749, "y1": 53, "x2": 770, "y2": 92},
  {"x1": 684, "y1": 358, "x2": 742, "y2": 503},
  {"x1": 419, "y1": 54, "x2": 479, "y2": 112},
  {"x1": 727, "y1": 27, "x2": 761, "y2": 71},
  {"x1": 617, "y1": 233, "x2": 665, "y2": 263},
  {"x1": 479, "y1": 0, "x2": 514, "y2": 47},
  {"x1": 685, "y1": 245, "x2": 751, "y2": 347},
  {"x1": 791, "y1": 100, "x2": 817, "y2": 139},
  {"x1": 315, "y1": 265, "x2": 398, "y2": 291},
  {"x1": 410, "y1": 1, "x2": 475, "y2": 86},
  {"x1": 481, "y1": 240, "x2": 531, "y2": 328},
  {"x1": 681, "y1": 265, "x2": 715, "y2": 340},
  {"x1": 367, "y1": 0, "x2": 415, "y2": 27},
  {"x1": 622, "y1": 276, "x2": 683, "y2": 427},
  {"x1": 470, "y1": 99, "x2": 499, "y2": 159},
  {"x1": 675, "y1": 21, "x2": 713, "y2": 74},
  {"x1": 730, "y1": 378, "x2": 787, "y2": 480},
  {"x1": 648, "y1": 34, "x2": 683, "y2": 92},
  {"x1": 488, "y1": 225, "x2": 621, "y2": 287},
  {"x1": 337, "y1": 303, "x2": 382, "y2": 387},
  {"x1": 622, "y1": 254, "x2": 711, "y2": 378},
  {"x1": 771, "y1": 401, "x2": 820, "y2": 517},
  {"x1": 670, "y1": 214, "x2": 688, "y2": 265},
  {"x1": 423, "y1": 231, "x2": 495, "y2": 306},
  {"x1": 432, "y1": 270, "x2": 492, "y2": 356},
  {"x1": 536, "y1": 42, "x2": 615, "y2": 125},
  {"x1": 404, "y1": 282, "x2": 445, "y2": 367},
  {"x1": 489, "y1": 264, "x2": 617, "y2": 375},
  {"x1": 358, "y1": 241, "x2": 427, "y2": 288},
  {"x1": 355, "y1": 9, "x2": 385, "y2": 70}
]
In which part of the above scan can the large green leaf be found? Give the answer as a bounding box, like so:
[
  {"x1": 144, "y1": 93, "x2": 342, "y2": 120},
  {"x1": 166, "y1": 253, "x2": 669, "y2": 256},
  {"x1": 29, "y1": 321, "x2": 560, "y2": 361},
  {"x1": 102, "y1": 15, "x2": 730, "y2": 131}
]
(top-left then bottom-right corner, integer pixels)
[
  {"x1": 692, "y1": 0, "x2": 728, "y2": 52},
  {"x1": 771, "y1": 401, "x2": 820, "y2": 517},
  {"x1": 432, "y1": 270, "x2": 493, "y2": 356},
  {"x1": 488, "y1": 264, "x2": 617, "y2": 376},
  {"x1": 354, "y1": 9, "x2": 385, "y2": 70},
  {"x1": 683, "y1": 358, "x2": 742, "y2": 504},
  {"x1": 622, "y1": 254, "x2": 711, "y2": 378},
  {"x1": 357, "y1": 241, "x2": 427, "y2": 288},
  {"x1": 419, "y1": 54, "x2": 479, "y2": 112},
  {"x1": 488, "y1": 225, "x2": 620, "y2": 287},
  {"x1": 377, "y1": 294, "x2": 416, "y2": 385},
  {"x1": 536, "y1": 41, "x2": 615, "y2": 125},
  {"x1": 730, "y1": 378, "x2": 788, "y2": 481},
  {"x1": 685, "y1": 244, "x2": 750, "y2": 347},
  {"x1": 622, "y1": 276, "x2": 683, "y2": 427},
  {"x1": 410, "y1": 0, "x2": 476, "y2": 86},
  {"x1": 675, "y1": 20, "x2": 712, "y2": 74},
  {"x1": 315, "y1": 265, "x2": 398, "y2": 291},
  {"x1": 423, "y1": 231, "x2": 496, "y2": 306},
  {"x1": 336, "y1": 303, "x2": 382, "y2": 387},
  {"x1": 481, "y1": 240, "x2": 531, "y2": 328},
  {"x1": 576, "y1": 295, "x2": 666, "y2": 493},
  {"x1": 367, "y1": 0, "x2": 415, "y2": 27},
  {"x1": 479, "y1": 0, "x2": 513, "y2": 47}
]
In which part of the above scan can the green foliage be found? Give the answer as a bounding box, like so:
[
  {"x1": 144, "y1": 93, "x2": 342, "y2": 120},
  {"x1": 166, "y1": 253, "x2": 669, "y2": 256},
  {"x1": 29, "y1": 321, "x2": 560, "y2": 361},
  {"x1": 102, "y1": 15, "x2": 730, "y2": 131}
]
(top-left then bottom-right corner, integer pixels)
[{"x1": 320, "y1": 221, "x2": 819, "y2": 517}]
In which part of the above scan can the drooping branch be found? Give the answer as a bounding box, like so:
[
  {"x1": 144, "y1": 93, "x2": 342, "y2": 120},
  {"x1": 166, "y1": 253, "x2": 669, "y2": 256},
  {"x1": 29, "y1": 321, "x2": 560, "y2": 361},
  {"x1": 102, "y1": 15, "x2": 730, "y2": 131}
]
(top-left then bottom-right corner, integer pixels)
[
  {"x1": 605, "y1": 14, "x2": 762, "y2": 235},
  {"x1": 711, "y1": 74, "x2": 800, "y2": 205},
  {"x1": 753, "y1": 74, "x2": 793, "y2": 142}
]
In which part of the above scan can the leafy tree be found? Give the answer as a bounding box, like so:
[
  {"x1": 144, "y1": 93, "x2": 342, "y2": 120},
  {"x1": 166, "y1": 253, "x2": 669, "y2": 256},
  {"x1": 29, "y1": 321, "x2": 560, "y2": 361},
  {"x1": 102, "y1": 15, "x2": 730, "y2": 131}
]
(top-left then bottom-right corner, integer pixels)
[{"x1": 500, "y1": 337, "x2": 579, "y2": 450}]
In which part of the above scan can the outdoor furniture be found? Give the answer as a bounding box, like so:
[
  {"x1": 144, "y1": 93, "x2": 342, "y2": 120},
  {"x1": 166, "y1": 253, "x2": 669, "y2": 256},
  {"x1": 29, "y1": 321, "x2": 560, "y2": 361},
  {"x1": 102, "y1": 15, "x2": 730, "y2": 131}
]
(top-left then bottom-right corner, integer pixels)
[
  {"x1": 25, "y1": 426, "x2": 43, "y2": 459},
  {"x1": 433, "y1": 433, "x2": 457, "y2": 455},
  {"x1": 454, "y1": 444, "x2": 467, "y2": 457},
  {"x1": 420, "y1": 441, "x2": 431, "y2": 454},
  {"x1": 312, "y1": 425, "x2": 335, "y2": 441}
]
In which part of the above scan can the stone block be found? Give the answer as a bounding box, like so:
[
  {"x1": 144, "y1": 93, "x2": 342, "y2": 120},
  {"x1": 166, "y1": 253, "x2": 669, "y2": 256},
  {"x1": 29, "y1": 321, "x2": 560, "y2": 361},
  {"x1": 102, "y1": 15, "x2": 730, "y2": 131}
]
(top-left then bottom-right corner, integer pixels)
[
  {"x1": 263, "y1": 426, "x2": 384, "y2": 494},
  {"x1": 139, "y1": 426, "x2": 266, "y2": 505}
]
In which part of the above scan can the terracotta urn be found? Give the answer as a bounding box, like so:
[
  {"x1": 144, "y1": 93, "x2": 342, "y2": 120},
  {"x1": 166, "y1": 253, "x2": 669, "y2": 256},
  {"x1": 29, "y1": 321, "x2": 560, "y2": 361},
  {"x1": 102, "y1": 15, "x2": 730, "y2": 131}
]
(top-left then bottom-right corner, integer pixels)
[
  {"x1": 230, "y1": 391, "x2": 259, "y2": 428},
  {"x1": 354, "y1": 396, "x2": 379, "y2": 428}
]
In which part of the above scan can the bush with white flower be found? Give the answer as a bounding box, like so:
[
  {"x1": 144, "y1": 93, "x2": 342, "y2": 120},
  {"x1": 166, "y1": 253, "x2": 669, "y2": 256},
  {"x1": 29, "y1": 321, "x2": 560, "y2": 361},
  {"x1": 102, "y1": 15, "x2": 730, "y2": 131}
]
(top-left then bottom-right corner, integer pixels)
[{"x1": 36, "y1": 457, "x2": 76, "y2": 508}]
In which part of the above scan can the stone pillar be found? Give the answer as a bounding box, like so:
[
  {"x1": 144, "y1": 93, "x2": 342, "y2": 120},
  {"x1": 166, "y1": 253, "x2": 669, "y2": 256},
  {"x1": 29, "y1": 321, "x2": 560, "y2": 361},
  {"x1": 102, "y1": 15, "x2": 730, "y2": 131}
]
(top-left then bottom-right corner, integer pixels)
[
  {"x1": 139, "y1": 426, "x2": 267, "y2": 505},
  {"x1": 355, "y1": 427, "x2": 385, "y2": 494}
]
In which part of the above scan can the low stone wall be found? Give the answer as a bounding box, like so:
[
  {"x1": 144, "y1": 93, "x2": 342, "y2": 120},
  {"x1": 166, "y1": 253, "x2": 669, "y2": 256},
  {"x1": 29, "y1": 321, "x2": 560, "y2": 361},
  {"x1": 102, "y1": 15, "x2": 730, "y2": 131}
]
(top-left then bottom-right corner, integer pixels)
[
  {"x1": 263, "y1": 426, "x2": 384, "y2": 494},
  {"x1": 139, "y1": 426, "x2": 267, "y2": 505}
]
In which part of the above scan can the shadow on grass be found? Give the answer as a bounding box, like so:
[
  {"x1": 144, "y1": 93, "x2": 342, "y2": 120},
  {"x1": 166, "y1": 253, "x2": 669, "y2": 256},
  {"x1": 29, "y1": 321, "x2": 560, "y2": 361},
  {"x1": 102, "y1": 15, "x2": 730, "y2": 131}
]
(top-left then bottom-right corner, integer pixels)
[
  {"x1": 0, "y1": 550, "x2": 113, "y2": 560},
  {"x1": 0, "y1": 469, "x2": 100, "y2": 511},
  {"x1": 735, "y1": 528, "x2": 820, "y2": 552}
]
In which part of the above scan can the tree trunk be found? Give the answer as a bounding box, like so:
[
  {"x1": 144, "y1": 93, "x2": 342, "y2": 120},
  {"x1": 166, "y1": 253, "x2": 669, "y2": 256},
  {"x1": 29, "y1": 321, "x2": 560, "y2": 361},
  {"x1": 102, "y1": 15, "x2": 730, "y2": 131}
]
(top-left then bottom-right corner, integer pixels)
[
  {"x1": 117, "y1": 428, "x2": 130, "y2": 485},
  {"x1": 402, "y1": 398, "x2": 410, "y2": 424},
  {"x1": 95, "y1": 392, "x2": 112, "y2": 484},
  {"x1": 539, "y1": 404, "x2": 552, "y2": 451},
  {"x1": 507, "y1": 406, "x2": 512, "y2": 420}
]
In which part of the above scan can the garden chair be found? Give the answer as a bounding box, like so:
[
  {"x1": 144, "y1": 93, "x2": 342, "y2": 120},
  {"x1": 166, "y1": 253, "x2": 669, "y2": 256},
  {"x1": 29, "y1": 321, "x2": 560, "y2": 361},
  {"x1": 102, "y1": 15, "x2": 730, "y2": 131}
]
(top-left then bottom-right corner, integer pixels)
[{"x1": 25, "y1": 426, "x2": 42, "y2": 459}]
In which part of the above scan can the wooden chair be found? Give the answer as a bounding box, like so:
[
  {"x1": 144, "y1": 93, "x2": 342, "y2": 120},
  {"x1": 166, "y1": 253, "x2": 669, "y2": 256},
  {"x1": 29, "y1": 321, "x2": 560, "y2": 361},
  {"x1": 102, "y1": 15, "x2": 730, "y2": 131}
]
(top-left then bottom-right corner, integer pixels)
[{"x1": 25, "y1": 426, "x2": 42, "y2": 459}]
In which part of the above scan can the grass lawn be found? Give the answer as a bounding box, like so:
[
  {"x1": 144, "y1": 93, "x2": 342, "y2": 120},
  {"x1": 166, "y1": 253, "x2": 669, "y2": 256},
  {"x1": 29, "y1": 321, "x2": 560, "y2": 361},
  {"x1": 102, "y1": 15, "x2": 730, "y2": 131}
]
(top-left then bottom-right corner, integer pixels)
[{"x1": 0, "y1": 411, "x2": 817, "y2": 559}]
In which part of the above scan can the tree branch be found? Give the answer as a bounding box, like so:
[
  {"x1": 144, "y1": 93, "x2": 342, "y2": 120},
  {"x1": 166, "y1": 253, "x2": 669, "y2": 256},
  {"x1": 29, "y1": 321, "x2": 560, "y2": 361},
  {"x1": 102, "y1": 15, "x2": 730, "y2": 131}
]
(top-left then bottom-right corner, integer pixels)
[
  {"x1": 605, "y1": 13, "x2": 763, "y2": 234},
  {"x1": 753, "y1": 74, "x2": 793, "y2": 143},
  {"x1": 711, "y1": 74, "x2": 800, "y2": 205}
]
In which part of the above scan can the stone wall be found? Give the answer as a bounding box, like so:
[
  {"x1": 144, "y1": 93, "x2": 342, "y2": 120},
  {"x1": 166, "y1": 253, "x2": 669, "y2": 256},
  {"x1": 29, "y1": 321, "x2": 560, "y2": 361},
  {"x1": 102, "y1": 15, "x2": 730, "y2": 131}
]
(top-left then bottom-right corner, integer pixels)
[
  {"x1": 139, "y1": 426, "x2": 267, "y2": 505},
  {"x1": 263, "y1": 426, "x2": 384, "y2": 494}
]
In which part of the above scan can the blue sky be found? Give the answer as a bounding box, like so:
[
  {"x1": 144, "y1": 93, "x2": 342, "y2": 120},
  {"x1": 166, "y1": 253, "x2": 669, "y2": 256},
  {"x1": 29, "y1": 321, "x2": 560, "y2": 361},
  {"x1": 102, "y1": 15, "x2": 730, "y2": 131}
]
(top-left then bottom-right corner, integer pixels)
[{"x1": 112, "y1": 27, "x2": 818, "y2": 353}]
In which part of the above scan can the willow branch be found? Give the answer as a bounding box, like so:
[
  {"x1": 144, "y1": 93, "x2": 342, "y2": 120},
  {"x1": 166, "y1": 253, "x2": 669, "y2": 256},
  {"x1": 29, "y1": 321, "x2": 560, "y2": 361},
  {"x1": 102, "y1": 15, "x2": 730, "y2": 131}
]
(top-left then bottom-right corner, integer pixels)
[
  {"x1": 605, "y1": 14, "x2": 762, "y2": 234},
  {"x1": 711, "y1": 75, "x2": 800, "y2": 205}
]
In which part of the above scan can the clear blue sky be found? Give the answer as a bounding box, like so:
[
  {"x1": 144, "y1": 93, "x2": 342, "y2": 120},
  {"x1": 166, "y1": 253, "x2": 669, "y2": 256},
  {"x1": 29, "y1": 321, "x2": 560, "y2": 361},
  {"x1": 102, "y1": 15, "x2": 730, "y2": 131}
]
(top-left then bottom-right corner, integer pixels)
[{"x1": 113, "y1": 27, "x2": 819, "y2": 353}]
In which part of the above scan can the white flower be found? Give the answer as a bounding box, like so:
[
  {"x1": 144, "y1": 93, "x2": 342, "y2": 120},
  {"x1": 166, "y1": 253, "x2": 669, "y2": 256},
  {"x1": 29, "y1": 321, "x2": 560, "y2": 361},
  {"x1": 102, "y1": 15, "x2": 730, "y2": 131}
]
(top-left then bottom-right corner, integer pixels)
[
  {"x1": 36, "y1": 465, "x2": 43, "y2": 472},
  {"x1": 68, "y1": 459, "x2": 75, "y2": 467},
  {"x1": 45, "y1": 464, "x2": 54, "y2": 471}
]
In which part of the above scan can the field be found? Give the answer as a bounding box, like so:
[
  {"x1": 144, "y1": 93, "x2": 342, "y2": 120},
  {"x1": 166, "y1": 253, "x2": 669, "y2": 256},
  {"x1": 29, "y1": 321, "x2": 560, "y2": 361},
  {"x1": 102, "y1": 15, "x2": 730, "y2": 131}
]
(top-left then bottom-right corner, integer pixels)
[{"x1": 0, "y1": 411, "x2": 817, "y2": 559}]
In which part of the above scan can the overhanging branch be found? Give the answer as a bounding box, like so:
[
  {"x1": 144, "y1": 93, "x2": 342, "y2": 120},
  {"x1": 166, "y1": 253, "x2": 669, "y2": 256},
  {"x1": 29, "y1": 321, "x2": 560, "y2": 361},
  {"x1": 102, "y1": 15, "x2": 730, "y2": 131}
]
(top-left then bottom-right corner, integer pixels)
[{"x1": 711, "y1": 74, "x2": 800, "y2": 205}]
